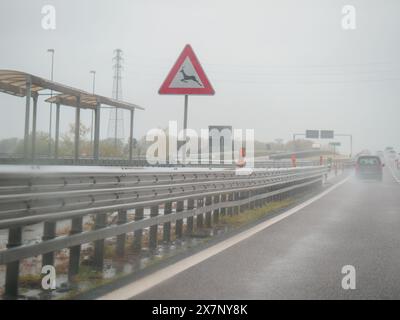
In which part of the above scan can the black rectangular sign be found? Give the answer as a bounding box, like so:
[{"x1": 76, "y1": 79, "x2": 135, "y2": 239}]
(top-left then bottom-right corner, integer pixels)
[
  {"x1": 305, "y1": 130, "x2": 319, "y2": 139},
  {"x1": 320, "y1": 130, "x2": 334, "y2": 139}
]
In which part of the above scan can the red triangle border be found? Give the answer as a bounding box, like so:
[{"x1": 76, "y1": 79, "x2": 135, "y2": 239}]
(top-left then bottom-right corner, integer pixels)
[{"x1": 159, "y1": 44, "x2": 215, "y2": 95}]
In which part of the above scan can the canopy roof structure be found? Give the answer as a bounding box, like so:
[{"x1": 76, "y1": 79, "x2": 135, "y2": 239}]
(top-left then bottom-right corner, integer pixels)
[
  {"x1": 45, "y1": 94, "x2": 144, "y2": 111},
  {"x1": 0, "y1": 70, "x2": 145, "y2": 162},
  {"x1": 0, "y1": 70, "x2": 144, "y2": 111}
]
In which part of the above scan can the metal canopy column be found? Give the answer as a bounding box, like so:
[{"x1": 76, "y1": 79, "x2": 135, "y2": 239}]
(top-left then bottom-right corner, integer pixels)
[
  {"x1": 93, "y1": 103, "x2": 100, "y2": 161},
  {"x1": 74, "y1": 96, "x2": 81, "y2": 162},
  {"x1": 31, "y1": 95, "x2": 38, "y2": 160},
  {"x1": 23, "y1": 78, "x2": 32, "y2": 159},
  {"x1": 54, "y1": 103, "x2": 60, "y2": 159}
]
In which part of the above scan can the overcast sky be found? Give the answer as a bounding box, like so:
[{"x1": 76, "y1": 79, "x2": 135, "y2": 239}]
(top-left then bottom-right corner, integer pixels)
[{"x1": 1, "y1": 0, "x2": 400, "y2": 154}]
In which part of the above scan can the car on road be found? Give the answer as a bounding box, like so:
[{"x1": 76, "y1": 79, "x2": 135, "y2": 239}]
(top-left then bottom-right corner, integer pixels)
[
  {"x1": 388, "y1": 150, "x2": 398, "y2": 160},
  {"x1": 356, "y1": 155, "x2": 384, "y2": 181}
]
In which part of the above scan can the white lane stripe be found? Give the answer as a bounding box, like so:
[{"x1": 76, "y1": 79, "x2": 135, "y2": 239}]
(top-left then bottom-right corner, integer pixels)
[
  {"x1": 388, "y1": 164, "x2": 400, "y2": 184},
  {"x1": 97, "y1": 177, "x2": 350, "y2": 300}
]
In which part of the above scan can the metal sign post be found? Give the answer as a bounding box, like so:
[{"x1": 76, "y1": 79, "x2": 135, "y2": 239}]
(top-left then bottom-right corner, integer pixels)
[
  {"x1": 336, "y1": 134, "x2": 353, "y2": 158},
  {"x1": 329, "y1": 142, "x2": 341, "y2": 159},
  {"x1": 292, "y1": 133, "x2": 304, "y2": 152},
  {"x1": 159, "y1": 44, "x2": 215, "y2": 165},
  {"x1": 182, "y1": 95, "x2": 189, "y2": 163},
  {"x1": 183, "y1": 95, "x2": 188, "y2": 131}
]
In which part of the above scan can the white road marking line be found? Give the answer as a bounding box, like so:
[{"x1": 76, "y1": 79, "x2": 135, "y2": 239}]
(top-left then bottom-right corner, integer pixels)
[
  {"x1": 97, "y1": 176, "x2": 350, "y2": 300},
  {"x1": 388, "y1": 164, "x2": 400, "y2": 184}
]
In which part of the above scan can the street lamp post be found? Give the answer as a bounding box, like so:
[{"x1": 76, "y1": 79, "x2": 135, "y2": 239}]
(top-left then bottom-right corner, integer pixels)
[
  {"x1": 90, "y1": 71, "x2": 96, "y2": 148},
  {"x1": 47, "y1": 49, "x2": 55, "y2": 157}
]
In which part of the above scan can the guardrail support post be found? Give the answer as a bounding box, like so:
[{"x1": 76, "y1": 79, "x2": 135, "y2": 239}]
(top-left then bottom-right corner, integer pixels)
[
  {"x1": 263, "y1": 188, "x2": 268, "y2": 205},
  {"x1": 270, "y1": 187, "x2": 275, "y2": 202},
  {"x1": 234, "y1": 192, "x2": 240, "y2": 215},
  {"x1": 42, "y1": 221, "x2": 56, "y2": 267},
  {"x1": 133, "y1": 207, "x2": 144, "y2": 252},
  {"x1": 272, "y1": 186, "x2": 277, "y2": 202},
  {"x1": 163, "y1": 202, "x2": 172, "y2": 243},
  {"x1": 259, "y1": 190, "x2": 263, "y2": 207},
  {"x1": 176, "y1": 201, "x2": 184, "y2": 238},
  {"x1": 205, "y1": 196, "x2": 212, "y2": 228},
  {"x1": 220, "y1": 194, "x2": 227, "y2": 216},
  {"x1": 186, "y1": 199, "x2": 194, "y2": 235},
  {"x1": 253, "y1": 190, "x2": 259, "y2": 208},
  {"x1": 227, "y1": 193, "x2": 234, "y2": 216},
  {"x1": 94, "y1": 213, "x2": 107, "y2": 271},
  {"x1": 261, "y1": 188, "x2": 267, "y2": 206},
  {"x1": 68, "y1": 217, "x2": 83, "y2": 281},
  {"x1": 197, "y1": 198, "x2": 204, "y2": 228},
  {"x1": 116, "y1": 210, "x2": 127, "y2": 257},
  {"x1": 213, "y1": 195, "x2": 220, "y2": 224},
  {"x1": 249, "y1": 191, "x2": 255, "y2": 210},
  {"x1": 239, "y1": 192, "x2": 246, "y2": 213},
  {"x1": 4, "y1": 227, "x2": 22, "y2": 298},
  {"x1": 262, "y1": 188, "x2": 267, "y2": 206},
  {"x1": 149, "y1": 205, "x2": 159, "y2": 250}
]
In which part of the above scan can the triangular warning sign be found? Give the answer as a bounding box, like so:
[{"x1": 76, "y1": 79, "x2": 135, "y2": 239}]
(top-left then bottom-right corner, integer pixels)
[{"x1": 159, "y1": 44, "x2": 215, "y2": 95}]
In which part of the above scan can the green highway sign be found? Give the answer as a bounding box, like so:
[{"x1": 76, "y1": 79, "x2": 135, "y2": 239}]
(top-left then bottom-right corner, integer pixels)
[
  {"x1": 305, "y1": 130, "x2": 319, "y2": 139},
  {"x1": 321, "y1": 130, "x2": 334, "y2": 139}
]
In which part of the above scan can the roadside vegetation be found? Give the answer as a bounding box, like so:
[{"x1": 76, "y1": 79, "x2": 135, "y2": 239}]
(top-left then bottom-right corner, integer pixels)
[
  {"x1": 219, "y1": 198, "x2": 295, "y2": 228},
  {"x1": 0, "y1": 121, "x2": 325, "y2": 159}
]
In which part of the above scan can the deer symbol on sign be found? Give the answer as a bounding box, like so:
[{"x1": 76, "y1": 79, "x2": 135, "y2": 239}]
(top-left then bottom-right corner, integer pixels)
[{"x1": 180, "y1": 67, "x2": 201, "y2": 86}]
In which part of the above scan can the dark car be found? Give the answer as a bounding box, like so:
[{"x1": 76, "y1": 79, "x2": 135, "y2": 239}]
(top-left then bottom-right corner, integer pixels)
[{"x1": 356, "y1": 155, "x2": 384, "y2": 181}]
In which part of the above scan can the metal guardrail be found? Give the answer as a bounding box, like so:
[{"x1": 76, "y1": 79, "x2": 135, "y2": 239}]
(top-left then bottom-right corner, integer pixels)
[
  {"x1": 269, "y1": 149, "x2": 332, "y2": 160},
  {"x1": 0, "y1": 164, "x2": 328, "y2": 298},
  {"x1": 0, "y1": 153, "x2": 320, "y2": 168}
]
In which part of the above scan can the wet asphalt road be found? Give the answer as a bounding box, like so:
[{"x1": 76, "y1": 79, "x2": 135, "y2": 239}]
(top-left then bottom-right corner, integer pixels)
[{"x1": 135, "y1": 166, "x2": 400, "y2": 300}]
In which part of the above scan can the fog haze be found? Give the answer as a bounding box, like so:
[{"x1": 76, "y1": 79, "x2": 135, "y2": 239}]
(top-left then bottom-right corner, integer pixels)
[{"x1": 1, "y1": 0, "x2": 400, "y2": 154}]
